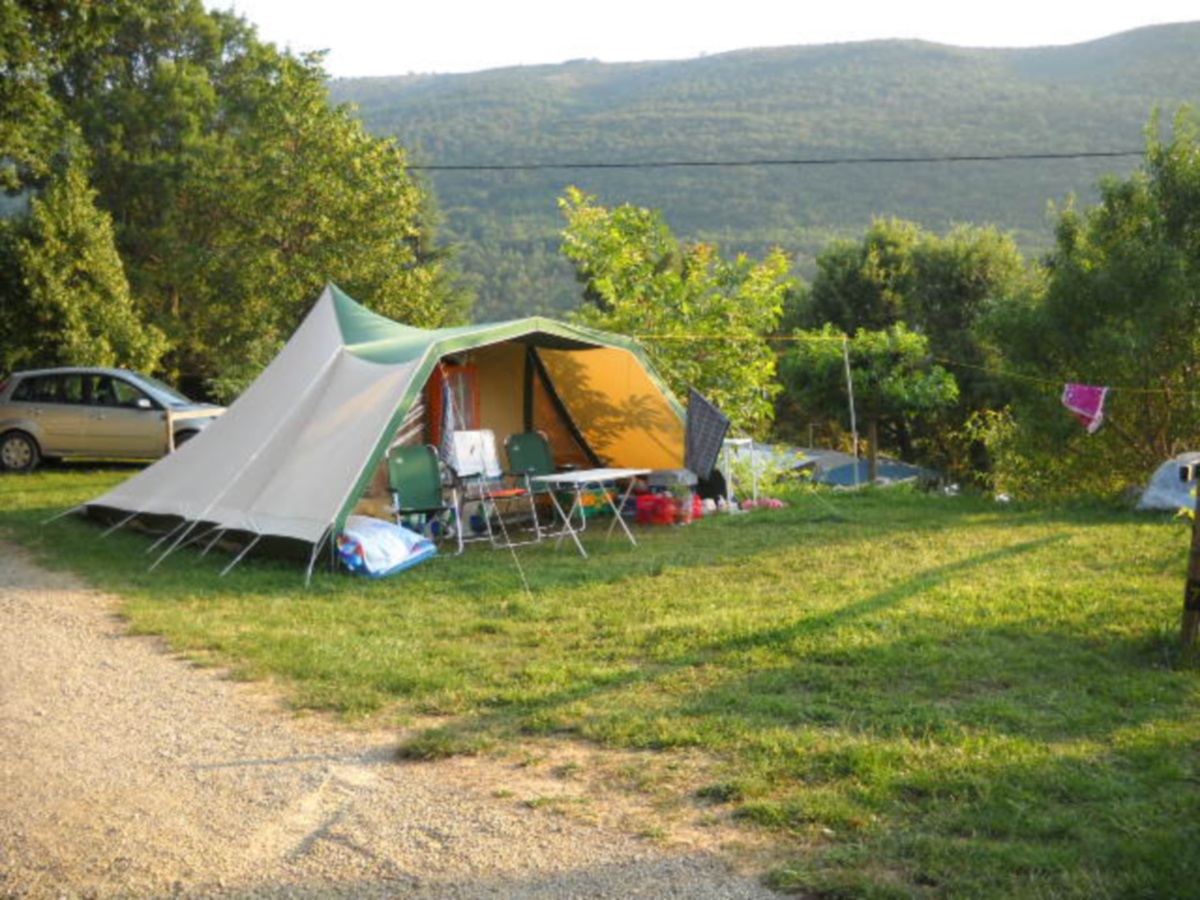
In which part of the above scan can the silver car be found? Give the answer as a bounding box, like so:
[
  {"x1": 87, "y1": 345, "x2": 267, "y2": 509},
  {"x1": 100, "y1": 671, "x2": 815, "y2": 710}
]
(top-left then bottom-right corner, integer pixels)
[{"x1": 0, "y1": 367, "x2": 226, "y2": 472}]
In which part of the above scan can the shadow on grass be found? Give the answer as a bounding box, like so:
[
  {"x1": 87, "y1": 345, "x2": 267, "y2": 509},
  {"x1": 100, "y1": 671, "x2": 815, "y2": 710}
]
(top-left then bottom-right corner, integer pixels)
[
  {"x1": 7, "y1": 492, "x2": 1190, "y2": 758},
  {"x1": 758, "y1": 730, "x2": 1200, "y2": 898},
  {"x1": 391, "y1": 530, "x2": 1198, "y2": 897},
  {"x1": 399, "y1": 534, "x2": 1134, "y2": 749}
]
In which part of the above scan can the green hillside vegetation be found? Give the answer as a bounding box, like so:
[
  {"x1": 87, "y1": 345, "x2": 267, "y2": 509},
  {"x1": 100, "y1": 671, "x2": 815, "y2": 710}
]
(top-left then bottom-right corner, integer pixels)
[{"x1": 331, "y1": 23, "x2": 1200, "y2": 318}]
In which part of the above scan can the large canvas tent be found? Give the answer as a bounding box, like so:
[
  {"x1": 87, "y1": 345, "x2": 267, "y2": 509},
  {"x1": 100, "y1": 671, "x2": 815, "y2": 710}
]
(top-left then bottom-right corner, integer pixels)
[{"x1": 84, "y1": 285, "x2": 686, "y2": 570}]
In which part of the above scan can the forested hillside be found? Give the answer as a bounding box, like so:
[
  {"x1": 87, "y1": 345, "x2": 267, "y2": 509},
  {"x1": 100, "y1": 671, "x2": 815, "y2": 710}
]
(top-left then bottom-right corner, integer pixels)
[{"x1": 332, "y1": 23, "x2": 1200, "y2": 319}]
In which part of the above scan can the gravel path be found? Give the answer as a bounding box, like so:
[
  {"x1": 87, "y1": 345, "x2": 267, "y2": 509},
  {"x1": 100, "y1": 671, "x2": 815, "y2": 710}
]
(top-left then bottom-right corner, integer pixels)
[{"x1": 0, "y1": 542, "x2": 777, "y2": 899}]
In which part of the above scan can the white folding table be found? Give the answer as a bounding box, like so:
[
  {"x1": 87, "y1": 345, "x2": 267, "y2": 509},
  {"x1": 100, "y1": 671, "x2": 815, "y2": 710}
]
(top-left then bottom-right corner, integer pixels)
[{"x1": 530, "y1": 468, "x2": 650, "y2": 557}]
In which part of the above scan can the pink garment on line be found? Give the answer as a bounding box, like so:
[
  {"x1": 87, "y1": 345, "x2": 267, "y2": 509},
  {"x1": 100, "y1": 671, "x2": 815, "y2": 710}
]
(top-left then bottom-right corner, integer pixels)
[{"x1": 1062, "y1": 383, "x2": 1108, "y2": 434}]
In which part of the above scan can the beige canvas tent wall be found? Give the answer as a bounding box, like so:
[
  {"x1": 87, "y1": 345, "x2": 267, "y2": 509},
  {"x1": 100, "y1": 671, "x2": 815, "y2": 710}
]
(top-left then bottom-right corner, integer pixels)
[{"x1": 83, "y1": 285, "x2": 686, "y2": 571}]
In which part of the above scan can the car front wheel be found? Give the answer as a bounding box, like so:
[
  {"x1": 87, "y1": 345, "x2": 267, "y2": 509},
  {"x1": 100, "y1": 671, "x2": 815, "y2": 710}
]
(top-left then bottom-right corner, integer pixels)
[{"x1": 0, "y1": 431, "x2": 40, "y2": 473}]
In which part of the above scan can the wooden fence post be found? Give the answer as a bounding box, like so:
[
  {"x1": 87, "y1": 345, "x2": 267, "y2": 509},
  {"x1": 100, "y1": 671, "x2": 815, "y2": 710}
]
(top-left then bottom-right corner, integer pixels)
[
  {"x1": 1184, "y1": 463, "x2": 1200, "y2": 650},
  {"x1": 1185, "y1": 515, "x2": 1200, "y2": 650}
]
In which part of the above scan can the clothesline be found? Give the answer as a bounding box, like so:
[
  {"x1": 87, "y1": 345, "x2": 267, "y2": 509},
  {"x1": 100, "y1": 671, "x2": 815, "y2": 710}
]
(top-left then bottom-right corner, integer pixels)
[
  {"x1": 932, "y1": 356, "x2": 1188, "y2": 397},
  {"x1": 631, "y1": 332, "x2": 1194, "y2": 397}
]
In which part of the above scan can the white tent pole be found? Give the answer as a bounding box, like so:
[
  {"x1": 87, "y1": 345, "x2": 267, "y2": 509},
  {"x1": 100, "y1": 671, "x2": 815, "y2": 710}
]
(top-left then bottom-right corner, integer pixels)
[
  {"x1": 304, "y1": 528, "x2": 330, "y2": 587},
  {"x1": 220, "y1": 536, "x2": 261, "y2": 576},
  {"x1": 146, "y1": 519, "x2": 190, "y2": 554},
  {"x1": 199, "y1": 528, "x2": 227, "y2": 556},
  {"x1": 149, "y1": 519, "x2": 204, "y2": 570},
  {"x1": 100, "y1": 510, "x2": 141, "y2": 536}
]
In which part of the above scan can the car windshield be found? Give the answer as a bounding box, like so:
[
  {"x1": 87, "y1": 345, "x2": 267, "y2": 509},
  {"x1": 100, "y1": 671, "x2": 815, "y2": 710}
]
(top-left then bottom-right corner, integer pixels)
[{"x1": 130, "y1": 373, "x2": 198, "y2": 408}]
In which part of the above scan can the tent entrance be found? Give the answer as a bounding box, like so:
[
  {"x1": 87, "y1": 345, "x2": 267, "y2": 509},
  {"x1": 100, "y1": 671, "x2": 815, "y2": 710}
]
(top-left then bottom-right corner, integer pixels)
[{"x1": 421, "y1": 347, "x2": 596, "y2": 471}]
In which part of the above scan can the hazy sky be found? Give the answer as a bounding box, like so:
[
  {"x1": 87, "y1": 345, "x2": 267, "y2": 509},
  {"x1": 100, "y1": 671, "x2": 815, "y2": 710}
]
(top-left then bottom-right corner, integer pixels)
[{"x1": 205, "y1": 1, "x2": 1200, "y2": 78}]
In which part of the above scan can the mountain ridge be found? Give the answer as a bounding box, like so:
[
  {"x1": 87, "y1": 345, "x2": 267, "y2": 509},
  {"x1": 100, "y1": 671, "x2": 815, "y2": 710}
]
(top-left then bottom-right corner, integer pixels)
[{"x1": 330, "y1": 23, "x2": 1200, "y2": 318}]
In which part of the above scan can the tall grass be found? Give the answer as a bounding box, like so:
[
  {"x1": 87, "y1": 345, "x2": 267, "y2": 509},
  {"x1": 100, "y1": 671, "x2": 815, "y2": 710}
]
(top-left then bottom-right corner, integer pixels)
[{"x1": 3, "y1": 468, "x2": 1198, "y2": 898}]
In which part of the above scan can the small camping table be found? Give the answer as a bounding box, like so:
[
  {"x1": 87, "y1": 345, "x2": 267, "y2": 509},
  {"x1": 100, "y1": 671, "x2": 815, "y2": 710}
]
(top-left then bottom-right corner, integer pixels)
[{"x1": 530, "y1": 468, "x2": 650, "y2": 558}]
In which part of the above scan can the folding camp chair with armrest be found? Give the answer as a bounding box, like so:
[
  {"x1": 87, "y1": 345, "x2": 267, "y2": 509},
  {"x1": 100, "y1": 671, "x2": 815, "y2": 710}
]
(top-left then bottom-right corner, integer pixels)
[
  {"x1": 448, "y1": 429, "x2": 541, "y2": 548},
  {"x1": 389, "y1": 444, "x2": 463, "y2": 554},
  {"x1": 504, "y1": 430, "x2": 559, "y2": 538},
  {"x1": 505, "y1": 430, "x2": 556, "y2": 479}
]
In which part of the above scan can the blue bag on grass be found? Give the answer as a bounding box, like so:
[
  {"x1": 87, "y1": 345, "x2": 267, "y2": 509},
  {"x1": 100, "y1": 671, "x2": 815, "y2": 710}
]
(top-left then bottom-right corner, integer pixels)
[{"x1": 337, "y1": 515, "x2": 437, "y2": 578}]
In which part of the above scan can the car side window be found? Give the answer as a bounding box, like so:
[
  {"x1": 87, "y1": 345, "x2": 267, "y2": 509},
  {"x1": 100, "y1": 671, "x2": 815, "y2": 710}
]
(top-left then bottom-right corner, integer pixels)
[
  {"x1": 10, "y1": 377, "x2": 38, "y2": 401},
  {"x1": 14, "y1": 375, "x2": 78, "y2": 403},
  {"x1": 90, "y1": 375, "x2": 119, "y2": 407},
  {"x1": 111, "y1": 377, "x2": 153, "y2": 409},
  {"x1": 59, "y1": 375, "x2": 86, "y2": 404}
]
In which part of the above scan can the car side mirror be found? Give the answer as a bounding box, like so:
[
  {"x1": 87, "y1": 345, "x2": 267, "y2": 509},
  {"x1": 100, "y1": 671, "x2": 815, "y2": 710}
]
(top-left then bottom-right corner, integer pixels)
[{"x1": 136, "y1": 397, "x2": 153, "y2": 410}]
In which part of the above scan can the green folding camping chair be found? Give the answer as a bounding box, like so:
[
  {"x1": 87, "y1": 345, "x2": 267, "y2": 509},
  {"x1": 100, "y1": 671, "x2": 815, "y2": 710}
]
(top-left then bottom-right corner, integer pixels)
[
  {"x1": 504, "y1": 430, "x2": 559, "y2": 539},
  {"x1": 505, "y1": 430, "x2": 555, "y2": 479},
  {"x1": 449, "y1": 429, "x2": 541, "y2": 548},
  {"x1": 389, "y1": 444, "x2": 463, "y2": 554}
]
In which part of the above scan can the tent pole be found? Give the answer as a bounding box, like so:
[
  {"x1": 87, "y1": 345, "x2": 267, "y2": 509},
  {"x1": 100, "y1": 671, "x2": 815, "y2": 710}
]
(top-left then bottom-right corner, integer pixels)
[
  {"x1": 146, "y1": 519, "x2": 190, "y2": 554},
  {"x1": 221, "y1": 536, "x2": 261, "y2": 576},
  {"x1": 179, "y1": 525, "x2": 219, "y2": 551},
  {"x1": 842, "y1": 336, "x2": 860, "y2": 489},
  {"x1": 148, "y1": 520, "x2": 203, "y2": 570},
  {"x1": 100, "y1": 510, "x2": 141, "y2": 537},
  {"x1": 304, "y1": 528, "x2": 330, "y2": 587},
  {"x1": 529, "y1": 348, "x2": 602, "y2": 468},
  {"x1": 41, "y1": 504, "x2": 83, "y2": 526},
  {"x1": 523, "y1": 347, "x2": 536, "y2": 431},
  {"x1": 199, "y1": 528, "x2": 227, "y2": 556}
]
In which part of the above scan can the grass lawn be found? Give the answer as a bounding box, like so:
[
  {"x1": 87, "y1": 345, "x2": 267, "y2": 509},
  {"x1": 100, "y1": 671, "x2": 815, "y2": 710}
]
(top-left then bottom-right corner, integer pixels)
[{"x1": 3, "y1": 467, "x2": 1199, "y2": 898}]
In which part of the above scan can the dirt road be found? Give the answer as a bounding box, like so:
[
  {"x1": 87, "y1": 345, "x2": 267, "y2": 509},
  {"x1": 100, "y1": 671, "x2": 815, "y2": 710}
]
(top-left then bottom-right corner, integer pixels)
[{"x1": 0, "y1": 542, "x2": 776, "y2": 898}]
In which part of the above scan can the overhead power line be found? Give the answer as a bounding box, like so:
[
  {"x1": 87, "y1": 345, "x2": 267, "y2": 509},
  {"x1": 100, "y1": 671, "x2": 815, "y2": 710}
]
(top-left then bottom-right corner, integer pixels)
[{"x1": 411, "y1": 149, "x2": 1144, "y2": 173}]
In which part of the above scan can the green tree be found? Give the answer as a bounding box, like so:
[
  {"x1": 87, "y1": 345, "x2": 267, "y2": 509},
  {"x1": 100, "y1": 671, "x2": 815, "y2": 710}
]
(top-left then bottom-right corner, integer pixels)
[
  {"x1": 559, "y1": 187, "x2": 792, "y2": 434},
  {"x1": 6, "y1": 0, "x2": 462, "y2": 397},
  {"x1": 797, "y1": 218, "x2": 1025, "y2": 375},
  {"x1": 802, "y1": 218, "x2": 922, "y2": 332},
  {"x1": 984, "y1": 107, "x2": 1200, "y2": 495},
  {"x1": 171, "y1": 49, "x2": 466, "y2": 397},
  {"x1": 2, "y1": 162, "x2": 166, "y2": 372},
  {"x1": 785, "y1": 217, "x2": 1026, "y2": 477},
  {"x1": 0, "y1": 0, "x2": 75, "y2": 195},
  {"x1": 781, "y1": 323, "x2": 958, "y2": 481},
  {"x1": 905, "y1": 224, "x2": 1028, "y2": 474}
]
